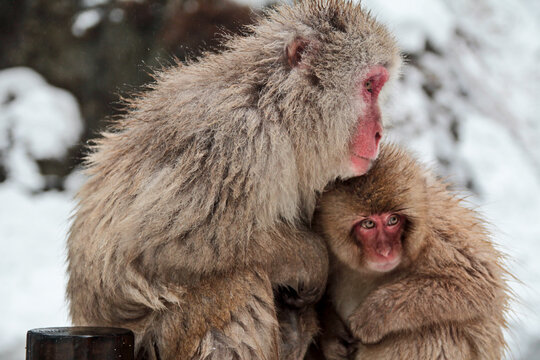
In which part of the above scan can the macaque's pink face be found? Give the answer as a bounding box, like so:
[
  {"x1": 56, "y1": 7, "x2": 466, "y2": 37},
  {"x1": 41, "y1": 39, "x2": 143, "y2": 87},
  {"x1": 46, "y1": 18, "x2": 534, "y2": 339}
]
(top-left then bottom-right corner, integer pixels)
[
  {"x1": 349, "y1": 66, "x2": 388, "y2": 175},
  {"x1": 353, "y1": 212, "x2": 404, "y2": 273}
]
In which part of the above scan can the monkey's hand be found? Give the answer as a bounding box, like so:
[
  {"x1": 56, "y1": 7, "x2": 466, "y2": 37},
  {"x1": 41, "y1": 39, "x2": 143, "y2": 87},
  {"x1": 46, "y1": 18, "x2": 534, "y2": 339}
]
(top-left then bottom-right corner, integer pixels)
[
  {"x1": 318, "y1": 304, "x2": 358, "y2": 360},
  {"x1": 320, "y1": 334, "x2": 357, "y2": 360},
  {"x1": 265, "y1": 223, "x2": 329, "y2": 308},
  {"x1": 348, "y1": 268, "x2": 499, "y2": 344},
  {"x1": 347, "y1": 289, "x2": 393, "y2": 345},
  {"x1": 276, "y1": 284, "x2": 322, "y2": 309}
]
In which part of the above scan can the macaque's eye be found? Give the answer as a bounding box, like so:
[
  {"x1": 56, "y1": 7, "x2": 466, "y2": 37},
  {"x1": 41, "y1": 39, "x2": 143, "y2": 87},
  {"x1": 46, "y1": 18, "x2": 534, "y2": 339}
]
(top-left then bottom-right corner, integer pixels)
[
  {"x1": 387, "y1": 214, "x2": 400, "y2": 226},
  {"x1": 365, "y1": 80, "x2": 373, "y2": 93},
  {"x1": 361, "y1": 219, "x2": 375, "y2": 229}
]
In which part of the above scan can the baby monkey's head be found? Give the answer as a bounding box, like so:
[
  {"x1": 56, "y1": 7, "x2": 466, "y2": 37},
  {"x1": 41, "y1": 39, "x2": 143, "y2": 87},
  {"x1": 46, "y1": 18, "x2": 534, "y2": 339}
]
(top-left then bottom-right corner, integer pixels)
[
  {"x1": 315, "y1": 144, "x2": 430, "y2": 274},
  {"x1": 353, "y1": 211, "x2": 404, "y2": 272}
]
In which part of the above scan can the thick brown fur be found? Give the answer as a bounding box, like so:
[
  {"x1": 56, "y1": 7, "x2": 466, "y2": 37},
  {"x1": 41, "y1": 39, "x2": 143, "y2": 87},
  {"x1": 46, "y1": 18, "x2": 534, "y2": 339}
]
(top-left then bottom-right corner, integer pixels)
[
  {"x1": 313, "y1": 144, "x2": 509, "y2": 360},
  {"x1": 66, "y1": 1, "x2": 400, "y2": 360}
]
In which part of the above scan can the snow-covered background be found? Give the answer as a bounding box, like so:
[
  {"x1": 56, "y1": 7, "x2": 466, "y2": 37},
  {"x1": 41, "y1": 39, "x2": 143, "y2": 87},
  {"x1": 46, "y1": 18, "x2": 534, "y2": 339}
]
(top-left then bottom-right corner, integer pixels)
[{"x1": 1, "y1": 0, "x2": 539, "y2": 359}]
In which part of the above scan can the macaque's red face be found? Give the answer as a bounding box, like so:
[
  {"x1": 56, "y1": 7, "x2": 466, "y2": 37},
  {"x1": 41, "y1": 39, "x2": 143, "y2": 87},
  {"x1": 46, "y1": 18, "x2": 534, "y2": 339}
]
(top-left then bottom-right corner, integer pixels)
[
  {"x1": 353, "y1": 212, "x2": 404, "y2": 273},
  {"x1": 349, "y1": 66, "x2": 388, "y2": 175}
]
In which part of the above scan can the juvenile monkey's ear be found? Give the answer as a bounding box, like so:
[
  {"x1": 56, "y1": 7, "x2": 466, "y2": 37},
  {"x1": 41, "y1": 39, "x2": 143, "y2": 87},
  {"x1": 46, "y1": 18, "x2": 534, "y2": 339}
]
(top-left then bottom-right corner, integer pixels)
[{"x1": 286, "y1": 37, "x2": 310, "y2": 68}]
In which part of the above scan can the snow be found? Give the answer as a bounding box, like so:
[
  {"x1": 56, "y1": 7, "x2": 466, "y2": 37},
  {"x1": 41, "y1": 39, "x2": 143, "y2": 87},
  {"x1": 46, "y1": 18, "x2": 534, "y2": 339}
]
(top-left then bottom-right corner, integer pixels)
[
  {"x1": 72, "y1": 9, "x2": 103, "y2": 37},
  {"x1": 109, "y1": 8, "x2": 125, "y2": 23},
  {"x1": 0, "y1": 183, "x2": 73, "y2": 356},
  {"x1": 458, "y1": 114, "x2": 540, "y2": 358},
  {"x1": 363, "y1": 0, "x2": 455, "y2": 53},
  {"x1": 234, "y1": 0, "x2": 270, "y2": 8},
  {"x1": 82, "y1": 0, "x2": 110, "y2": 7},
  {"x1": 0, "y1": 68, "x2": 83, "y2": 191},
  {"x1": 1, "y1": 0, "x2": 540, "y2": 359},
  {"x1": 0, "y1": 68, "x2": 82, "y2": 358}
]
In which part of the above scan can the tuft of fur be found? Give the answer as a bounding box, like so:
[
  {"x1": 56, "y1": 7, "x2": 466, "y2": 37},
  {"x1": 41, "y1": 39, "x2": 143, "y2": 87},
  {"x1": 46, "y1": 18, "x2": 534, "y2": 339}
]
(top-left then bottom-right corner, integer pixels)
[
  {"x1": 313, "y1": 144, "x2": 510, "y2": 360},
  {"x1": 66, "y1": 1, "x2": 400, "y2": 359}
]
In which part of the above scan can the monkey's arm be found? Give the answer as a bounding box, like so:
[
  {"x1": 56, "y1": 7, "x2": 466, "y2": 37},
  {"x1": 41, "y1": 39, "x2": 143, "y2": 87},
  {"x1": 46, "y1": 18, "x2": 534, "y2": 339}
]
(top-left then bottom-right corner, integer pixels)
[
  {"x1": 263, "y1": 223, "x2": 329, "y2": 306},
  {"x1": 315, "y1": 302, "x2": 357, "y2": 360},
  {"x1": 251, "y1": 224, "x2": 328, "y2": 360},
  {"x1": 348, "y1": 262, "x2": 500, "y2": 344}
]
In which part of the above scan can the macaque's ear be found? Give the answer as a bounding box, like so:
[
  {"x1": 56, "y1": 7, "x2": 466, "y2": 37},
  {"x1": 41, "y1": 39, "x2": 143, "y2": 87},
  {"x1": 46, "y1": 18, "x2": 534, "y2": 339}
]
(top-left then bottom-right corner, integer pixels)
[{"x1": 286, "y1": 37, "x2": 310, "y2": 68}]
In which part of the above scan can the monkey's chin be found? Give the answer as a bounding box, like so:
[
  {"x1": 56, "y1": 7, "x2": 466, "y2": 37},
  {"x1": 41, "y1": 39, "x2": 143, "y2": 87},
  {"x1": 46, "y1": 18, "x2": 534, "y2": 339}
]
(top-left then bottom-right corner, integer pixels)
[
  {"x1": 349, "y1": 155, "x2": 374, "y2": 176},
  {"x1": 367, "y1": 256, "x2": 401, "y2": 273}
]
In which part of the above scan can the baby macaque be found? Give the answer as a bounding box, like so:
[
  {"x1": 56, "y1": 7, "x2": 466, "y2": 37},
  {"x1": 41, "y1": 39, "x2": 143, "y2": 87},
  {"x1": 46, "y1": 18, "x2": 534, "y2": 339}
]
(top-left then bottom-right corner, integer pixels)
[{"x1": 313, "y1": 144, "x2": 509, "y2": 360}]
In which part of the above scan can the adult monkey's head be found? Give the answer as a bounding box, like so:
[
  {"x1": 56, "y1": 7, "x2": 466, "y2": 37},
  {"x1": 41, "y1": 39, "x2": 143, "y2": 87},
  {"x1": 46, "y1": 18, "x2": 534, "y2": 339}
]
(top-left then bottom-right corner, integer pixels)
[{"x1": 256, "y1": 0, "x2": 401, "y2": 189}]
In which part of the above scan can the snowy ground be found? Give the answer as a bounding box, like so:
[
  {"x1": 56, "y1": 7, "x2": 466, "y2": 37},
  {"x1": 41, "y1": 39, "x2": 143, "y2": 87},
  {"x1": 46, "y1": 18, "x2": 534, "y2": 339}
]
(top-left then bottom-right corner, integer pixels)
[
  {"x1": 1, "y1": 0, "x2": 539, "y2": 359},
  {"x1": 0, "y1": 184, "x2": 73, "y2": 359}
]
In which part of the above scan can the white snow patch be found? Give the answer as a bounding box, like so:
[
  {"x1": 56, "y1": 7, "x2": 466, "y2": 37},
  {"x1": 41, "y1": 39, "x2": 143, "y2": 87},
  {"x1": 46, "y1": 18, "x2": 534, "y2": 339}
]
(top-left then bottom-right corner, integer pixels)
[
  {"x1": 0, "y1": 67, "x2": 83, "y2": 160},
  {"x1": 459, "y1": 114, "x2": 540, "y2": 359},
  {"x1": 362, "y1": 0, "x2": 455, "y2": 52},
  {"x1": 0, "y1": 67, "x2": 83, "y2": 191},
  {"x1": 233, "y1": 0, "x2": 270, "y2": 8},
  {"x1": 82, "y1": 0, "x2": 110, "y2": 7},
  {"x1": 108, "y1": 8, "x2": 125, "y2": 23},
  {"x1": 4, "y1": 145, "x2": 44, "y2": 190},
  {"x1": 72, "y1": 9, "x2": 103, "y2": 37},
  {"x1": 63, "y1": 168, "x2": 88, "y2": 194},
  {"x1": 0, "y1": 182, "x2": 73, "y2": 358}
]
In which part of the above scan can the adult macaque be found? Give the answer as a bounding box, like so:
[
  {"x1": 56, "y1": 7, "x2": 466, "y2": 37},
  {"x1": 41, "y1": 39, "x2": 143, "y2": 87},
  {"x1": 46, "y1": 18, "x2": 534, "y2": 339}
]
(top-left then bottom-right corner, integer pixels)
[
  {"x1": 66, "y1": 1, "x2": 401, "y2": 359},
  {"x1": 314, "y1": 145, "x2": 509, "y2": 360}
]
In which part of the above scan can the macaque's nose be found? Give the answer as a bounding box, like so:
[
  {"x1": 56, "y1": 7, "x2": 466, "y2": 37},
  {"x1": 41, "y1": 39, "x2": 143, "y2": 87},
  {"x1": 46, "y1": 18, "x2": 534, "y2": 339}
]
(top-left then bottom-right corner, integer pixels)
[
  {"x1": 375, "y1": 131, "x2": 382, "y2": 148},
  {"x1": 376, "y1": 243, "x2": 392, "y2": 257}
]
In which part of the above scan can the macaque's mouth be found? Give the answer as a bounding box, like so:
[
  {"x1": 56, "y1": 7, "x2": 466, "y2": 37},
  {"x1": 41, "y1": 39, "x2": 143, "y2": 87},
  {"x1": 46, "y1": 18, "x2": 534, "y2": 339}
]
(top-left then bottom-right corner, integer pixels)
[
  {"x1": 352, "y1": 152, "x2": 375, "y2": 162},
  {"x1": 350, "y1": 154, "x2": 374, "y2": 175},
  {"x1": 367, "y1": 254, "x2": 401, "y2": 273}
]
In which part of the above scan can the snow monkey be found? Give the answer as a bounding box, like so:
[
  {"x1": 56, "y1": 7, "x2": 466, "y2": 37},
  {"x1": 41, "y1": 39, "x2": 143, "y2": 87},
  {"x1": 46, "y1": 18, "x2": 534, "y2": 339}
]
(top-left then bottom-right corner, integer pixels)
[
  {"x1": 66, "y1": 1, "x2": 401, "y2": 359},
  {"x1": 313, "y1": 144, "x2": 509, "y2": 360}
]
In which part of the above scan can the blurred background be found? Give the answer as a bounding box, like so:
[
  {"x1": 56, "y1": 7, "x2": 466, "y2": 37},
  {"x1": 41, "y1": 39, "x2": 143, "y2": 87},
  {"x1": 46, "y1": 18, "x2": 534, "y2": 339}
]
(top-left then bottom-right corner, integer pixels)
[{"x1": 0, "y1": 0, "x2": 539, "y2": 359}]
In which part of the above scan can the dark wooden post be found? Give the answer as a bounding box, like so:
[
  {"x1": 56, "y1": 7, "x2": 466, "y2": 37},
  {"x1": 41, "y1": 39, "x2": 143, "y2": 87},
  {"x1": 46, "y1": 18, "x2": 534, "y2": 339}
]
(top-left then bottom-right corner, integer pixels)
[{"x1": 26, "y1": 327, "x2": 134, "y2": 360}]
